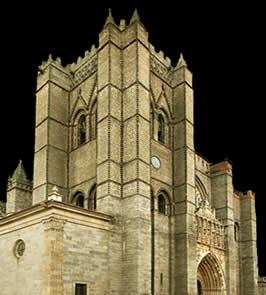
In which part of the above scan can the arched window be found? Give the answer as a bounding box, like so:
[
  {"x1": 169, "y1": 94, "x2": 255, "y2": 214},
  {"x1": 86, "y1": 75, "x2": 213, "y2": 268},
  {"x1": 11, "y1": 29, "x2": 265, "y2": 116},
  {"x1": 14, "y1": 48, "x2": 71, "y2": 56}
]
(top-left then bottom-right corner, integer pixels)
[
  {"x1": 78, "y1": 115, "x2": 86, "y2": 145},
  {"x1": 234, "y1": 222, "x2": 240, "y2": 242},
  {"x1": 150, "y1": 103, "x2": 155, "y2": 139},
  {"x1": 72, "y1": 192, "x2": 85, "y2": 208},
  {"x1": 158, "y1": 194, "x2": 166, "y2": 214},
  {"x1": 90, "y1": 100, "x2": 97, "y2": 141},
  {"x1": 158, "y1": 114, "x2": 165, "y2": 143},
  {"x1": 76, "y1": 195, "x2": 84, "y2": 208},
  {"x1": 88, "y1": 185, "x2": 96, "y2": 210}
]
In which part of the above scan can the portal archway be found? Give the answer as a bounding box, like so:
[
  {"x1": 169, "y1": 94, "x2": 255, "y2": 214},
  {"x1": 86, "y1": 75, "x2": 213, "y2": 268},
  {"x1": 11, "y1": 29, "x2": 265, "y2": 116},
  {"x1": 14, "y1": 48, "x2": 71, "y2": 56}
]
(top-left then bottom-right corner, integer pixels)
[{"x1": 197, "y1": 253, "x2": 225, "y2": 294}]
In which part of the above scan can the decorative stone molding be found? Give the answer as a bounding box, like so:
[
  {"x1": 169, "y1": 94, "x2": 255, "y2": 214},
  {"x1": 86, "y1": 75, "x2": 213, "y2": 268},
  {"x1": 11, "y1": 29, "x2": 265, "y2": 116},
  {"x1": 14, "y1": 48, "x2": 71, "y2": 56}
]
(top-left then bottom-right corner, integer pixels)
[
  {"x1": 71, "y1": 56, "x2": 97, "y2": 86},
  {"x1": 42, "y1": 216, "x2": 65, "y2": 232},
  {"x1": 196, "y1": 198, "x2": 225, "y2": 250},
  {"x1": 150, "y1": 56, "x2": 173, "y2": 85},
  {"x1": 48, "y1": 186, "x2": 63, "y2": 202}
]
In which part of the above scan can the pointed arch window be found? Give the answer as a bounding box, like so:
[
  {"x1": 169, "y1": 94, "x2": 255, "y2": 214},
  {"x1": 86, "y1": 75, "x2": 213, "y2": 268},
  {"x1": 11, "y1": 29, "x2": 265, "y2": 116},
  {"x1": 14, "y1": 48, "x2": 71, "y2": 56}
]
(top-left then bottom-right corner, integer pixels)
[
  {"x1": 78, "y1": 115, "x2": 86, "y2": 145},
  {"x1": 158, "y1": 114, "x2": 165, "y2": 144}
]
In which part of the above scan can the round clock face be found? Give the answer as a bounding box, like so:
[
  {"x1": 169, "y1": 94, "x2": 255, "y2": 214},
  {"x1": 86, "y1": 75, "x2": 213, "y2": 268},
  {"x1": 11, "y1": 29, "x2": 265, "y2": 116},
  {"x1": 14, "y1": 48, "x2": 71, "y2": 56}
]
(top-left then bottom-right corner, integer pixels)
[{"x1": 151, "y1": 156, "x2": 161, "y2": 168}]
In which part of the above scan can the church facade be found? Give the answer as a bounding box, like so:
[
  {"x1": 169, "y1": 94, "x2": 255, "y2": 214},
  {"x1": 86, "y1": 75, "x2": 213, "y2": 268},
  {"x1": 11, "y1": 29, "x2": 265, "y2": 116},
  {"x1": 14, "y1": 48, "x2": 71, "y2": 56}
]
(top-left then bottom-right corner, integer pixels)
[{"x1": 0, "y1": 9, "x2": 265, "y2": 295}]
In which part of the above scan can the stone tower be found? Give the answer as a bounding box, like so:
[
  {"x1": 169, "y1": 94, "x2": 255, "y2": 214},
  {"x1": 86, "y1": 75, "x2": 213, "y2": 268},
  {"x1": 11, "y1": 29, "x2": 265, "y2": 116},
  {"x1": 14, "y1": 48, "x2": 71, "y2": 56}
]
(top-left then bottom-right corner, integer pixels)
[
  {"x1": 0, "y1": 9, "x2": 263, "y2": 295},
  {"x1": 32, "y1": 9, "x2": 196, "y2": 293},
  {"x1": 6, "y1": 160, "x2": 32, "y2": 214}
]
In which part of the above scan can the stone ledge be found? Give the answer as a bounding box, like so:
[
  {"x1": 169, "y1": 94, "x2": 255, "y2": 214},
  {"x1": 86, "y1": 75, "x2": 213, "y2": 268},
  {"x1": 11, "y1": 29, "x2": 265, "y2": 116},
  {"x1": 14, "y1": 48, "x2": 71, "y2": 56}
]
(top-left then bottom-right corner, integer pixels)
[
  {"x1": 0, "y1": 200, "x2": 113, "y2": 235},
  {"x1": 210, "y1": 161, "x2": 232, "y2": 174}
]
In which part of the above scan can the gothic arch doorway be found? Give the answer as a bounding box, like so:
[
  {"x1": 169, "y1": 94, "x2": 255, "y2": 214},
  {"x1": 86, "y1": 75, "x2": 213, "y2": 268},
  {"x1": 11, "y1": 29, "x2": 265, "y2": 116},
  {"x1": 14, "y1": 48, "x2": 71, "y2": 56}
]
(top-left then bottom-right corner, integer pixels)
[{"x1": 197, "y1": 253, "x2": 225, "y2": 295}]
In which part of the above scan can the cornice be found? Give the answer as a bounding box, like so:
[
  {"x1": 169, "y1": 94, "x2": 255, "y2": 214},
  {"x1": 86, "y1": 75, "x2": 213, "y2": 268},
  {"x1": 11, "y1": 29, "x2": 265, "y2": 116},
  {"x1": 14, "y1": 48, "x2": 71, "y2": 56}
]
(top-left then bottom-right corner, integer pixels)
[{"x1": 0, "y1": 200, "x2": 113, "y2": 234}]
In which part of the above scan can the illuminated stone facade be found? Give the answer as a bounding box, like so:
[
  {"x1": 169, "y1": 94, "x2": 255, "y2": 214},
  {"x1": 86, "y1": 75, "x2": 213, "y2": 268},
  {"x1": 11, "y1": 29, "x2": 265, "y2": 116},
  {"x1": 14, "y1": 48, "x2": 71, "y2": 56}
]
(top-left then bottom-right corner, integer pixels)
[{"x1": 0, "y1": 9, "x2": 264, "y2": 295}]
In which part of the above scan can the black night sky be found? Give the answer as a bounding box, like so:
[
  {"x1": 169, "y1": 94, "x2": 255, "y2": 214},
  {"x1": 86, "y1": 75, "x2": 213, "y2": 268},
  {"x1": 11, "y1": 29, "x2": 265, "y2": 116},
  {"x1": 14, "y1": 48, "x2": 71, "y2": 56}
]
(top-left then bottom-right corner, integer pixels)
[{"x1": 0, "y1": 4, "x2": 265, "y2": 275}]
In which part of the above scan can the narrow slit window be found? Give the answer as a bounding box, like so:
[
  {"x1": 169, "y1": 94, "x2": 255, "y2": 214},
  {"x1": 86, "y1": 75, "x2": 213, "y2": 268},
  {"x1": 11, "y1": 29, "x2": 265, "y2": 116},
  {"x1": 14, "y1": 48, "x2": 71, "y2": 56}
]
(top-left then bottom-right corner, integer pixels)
[
  {"x1": 78, "y1": 115, "x2": 86, "y2": 145},
  {"x1": 158, "y1": 194, "x2": 166, "y2": 215},
  {"x1": 158, "y1": 114, "x2": 165, "y2": 143},
  {"x1": 88, "y1": 185, "x2": 97, "y2": 210},
  {"x1": 234, "y1": 222, "x2": 240, "y2": 242}
]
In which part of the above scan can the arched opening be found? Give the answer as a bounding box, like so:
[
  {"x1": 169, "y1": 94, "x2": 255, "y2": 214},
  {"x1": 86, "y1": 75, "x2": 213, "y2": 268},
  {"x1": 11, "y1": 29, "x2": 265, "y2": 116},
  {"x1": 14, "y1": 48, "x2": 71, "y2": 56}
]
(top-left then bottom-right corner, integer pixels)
[
  {"x1": 150, "y1": 102, "x2": 155, "y2": 139},
  {"x1": 72, "y1": 192, "x2": 85, "y2": 208},
  {"x1": 197, "y1": 280, "x2": 203, "y2": 295},
  {"x1": 90, "y1": 100, "x2": 97, "y2": 141},
  {"x1": 234, "y1": 222, "x2": 240, "y2": 242},
  {"x1": 158, "y1": 194, "x2": 166, "y2": 215},
  {"x1": 197, "y1": 253, "x2": 225, "y2": 294},
  {"x1": 88, "y1": 184, "x2": 96, "y2": 210},
  {"x1": 158, "y1": 114, "x2": 165, "y2": 143},
  {"x1": 76, "y1": 195, "x2": 84, "y2": 208},
  {"x1": 78, "y1": 115, "x2": 86, "y2": 145}
]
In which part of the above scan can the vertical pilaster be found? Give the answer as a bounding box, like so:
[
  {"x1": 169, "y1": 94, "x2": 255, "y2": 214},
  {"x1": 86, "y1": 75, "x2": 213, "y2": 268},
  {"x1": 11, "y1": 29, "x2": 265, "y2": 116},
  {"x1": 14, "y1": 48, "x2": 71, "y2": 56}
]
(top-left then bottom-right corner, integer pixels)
[
  {"x1": 97, "y1": 15, "x2": 123, "y2": 295},
  {"x1": 240, "y1": 191, "x2": 259, "y2": 295},
  {"x1": 33, "y1": 60, "x2": 71, "y2": 205},
  {"x1": 211, "y1": 161, "x2": 236, "y2": 294},
  {"x1": 121, "y1": 13, "x2": 152, "y2": 295},
  {"x1": 172, "y1": 59, "x2": 197, "y2": 294},
  {"x1": 97, "y1": 16, "x2": 122, "y2": 217},
  {"x1": 42, "y1": 216, "x2": 65, "y2": 295}
]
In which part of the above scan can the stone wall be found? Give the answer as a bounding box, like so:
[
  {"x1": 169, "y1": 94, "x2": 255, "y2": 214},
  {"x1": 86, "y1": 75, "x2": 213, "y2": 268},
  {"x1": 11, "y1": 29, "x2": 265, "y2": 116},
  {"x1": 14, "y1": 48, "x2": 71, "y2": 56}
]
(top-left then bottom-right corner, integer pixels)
[
  {"x1": 0, "y1": 201, "x2": 114, "y2": 295},
  {"x1": 0, "y1": 211, "x2": 45, "y2": 294}
]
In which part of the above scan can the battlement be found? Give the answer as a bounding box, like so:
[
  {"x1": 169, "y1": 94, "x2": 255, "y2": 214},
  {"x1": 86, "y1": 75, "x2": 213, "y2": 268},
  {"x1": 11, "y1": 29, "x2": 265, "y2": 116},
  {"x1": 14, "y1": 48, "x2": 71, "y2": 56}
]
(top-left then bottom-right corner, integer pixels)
[
  {"x1": 67, "y1": 44, "x2": 97, "y2": 73},
  {"x1": 195, "y1": 153, "x2": 210, "y2": 174},
  {"x1": 150, "y1": 44, "x2": 172, "y2": 68},
  {"x1": 210, "y1": 160, "x2": 233, "y2": 174},
  {"x1": 234, "y1": 190, "x2": 256, "y2": 200},
  {"x1": 37, "y1": 9, "x2": 190, "y2": 90},
  {"x1": 38, "y1": 42, "x2": 97, "y2": 75}
]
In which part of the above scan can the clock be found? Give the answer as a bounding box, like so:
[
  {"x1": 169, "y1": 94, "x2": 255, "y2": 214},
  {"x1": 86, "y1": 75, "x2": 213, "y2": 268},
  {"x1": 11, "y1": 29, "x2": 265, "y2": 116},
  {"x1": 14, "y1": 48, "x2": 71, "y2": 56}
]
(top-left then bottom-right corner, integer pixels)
[{"x1": 151, "y1": 156, "x2": 161, "y2": 169}]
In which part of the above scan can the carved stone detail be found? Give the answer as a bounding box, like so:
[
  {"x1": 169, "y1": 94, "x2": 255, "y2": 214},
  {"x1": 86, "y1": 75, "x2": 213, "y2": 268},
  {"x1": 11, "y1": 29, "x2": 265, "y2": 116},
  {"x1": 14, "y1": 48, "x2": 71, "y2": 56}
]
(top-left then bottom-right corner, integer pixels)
[
  {"x1": 42, "y1": 216, "x2": 65, "y2": 232},
  {"x1": 150, "y1": 56, "x2": 173, "y2": 84},
  {"x1": 196, "y1": 202, "x2": 225, "y2": 250},
  {"x1": 71, "y1": 57, "x2": 97, "y2": 86}
]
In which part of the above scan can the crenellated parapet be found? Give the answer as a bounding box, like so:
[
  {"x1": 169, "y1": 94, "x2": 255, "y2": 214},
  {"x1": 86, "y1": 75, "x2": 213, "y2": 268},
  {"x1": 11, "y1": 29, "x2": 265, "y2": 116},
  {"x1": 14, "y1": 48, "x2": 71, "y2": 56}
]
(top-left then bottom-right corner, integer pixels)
[
  {"x1": 195, "y1": 153, "x2": 210, "y2": 174},
  {"x1": 234, "y1": 189, "x2": 255, "y2": 200},
  {"x1": 38, "y1": 45, "x2": 98, "y2": 89}
]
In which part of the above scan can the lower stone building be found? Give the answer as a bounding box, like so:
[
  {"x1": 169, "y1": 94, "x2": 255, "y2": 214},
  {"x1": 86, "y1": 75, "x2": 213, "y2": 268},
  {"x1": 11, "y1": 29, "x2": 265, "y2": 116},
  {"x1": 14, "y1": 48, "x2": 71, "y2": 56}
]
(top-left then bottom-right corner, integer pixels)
[{"x1": 0, "y1": 9, "x2": 265, "y2": 295}]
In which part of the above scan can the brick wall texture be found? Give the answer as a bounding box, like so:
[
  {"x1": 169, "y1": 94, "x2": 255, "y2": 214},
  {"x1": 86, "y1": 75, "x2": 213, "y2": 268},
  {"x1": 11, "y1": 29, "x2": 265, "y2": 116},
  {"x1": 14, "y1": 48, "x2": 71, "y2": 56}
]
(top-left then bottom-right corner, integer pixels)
[{"x1": 0, "y1": 9, "x2": 263, "y2": 295}]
